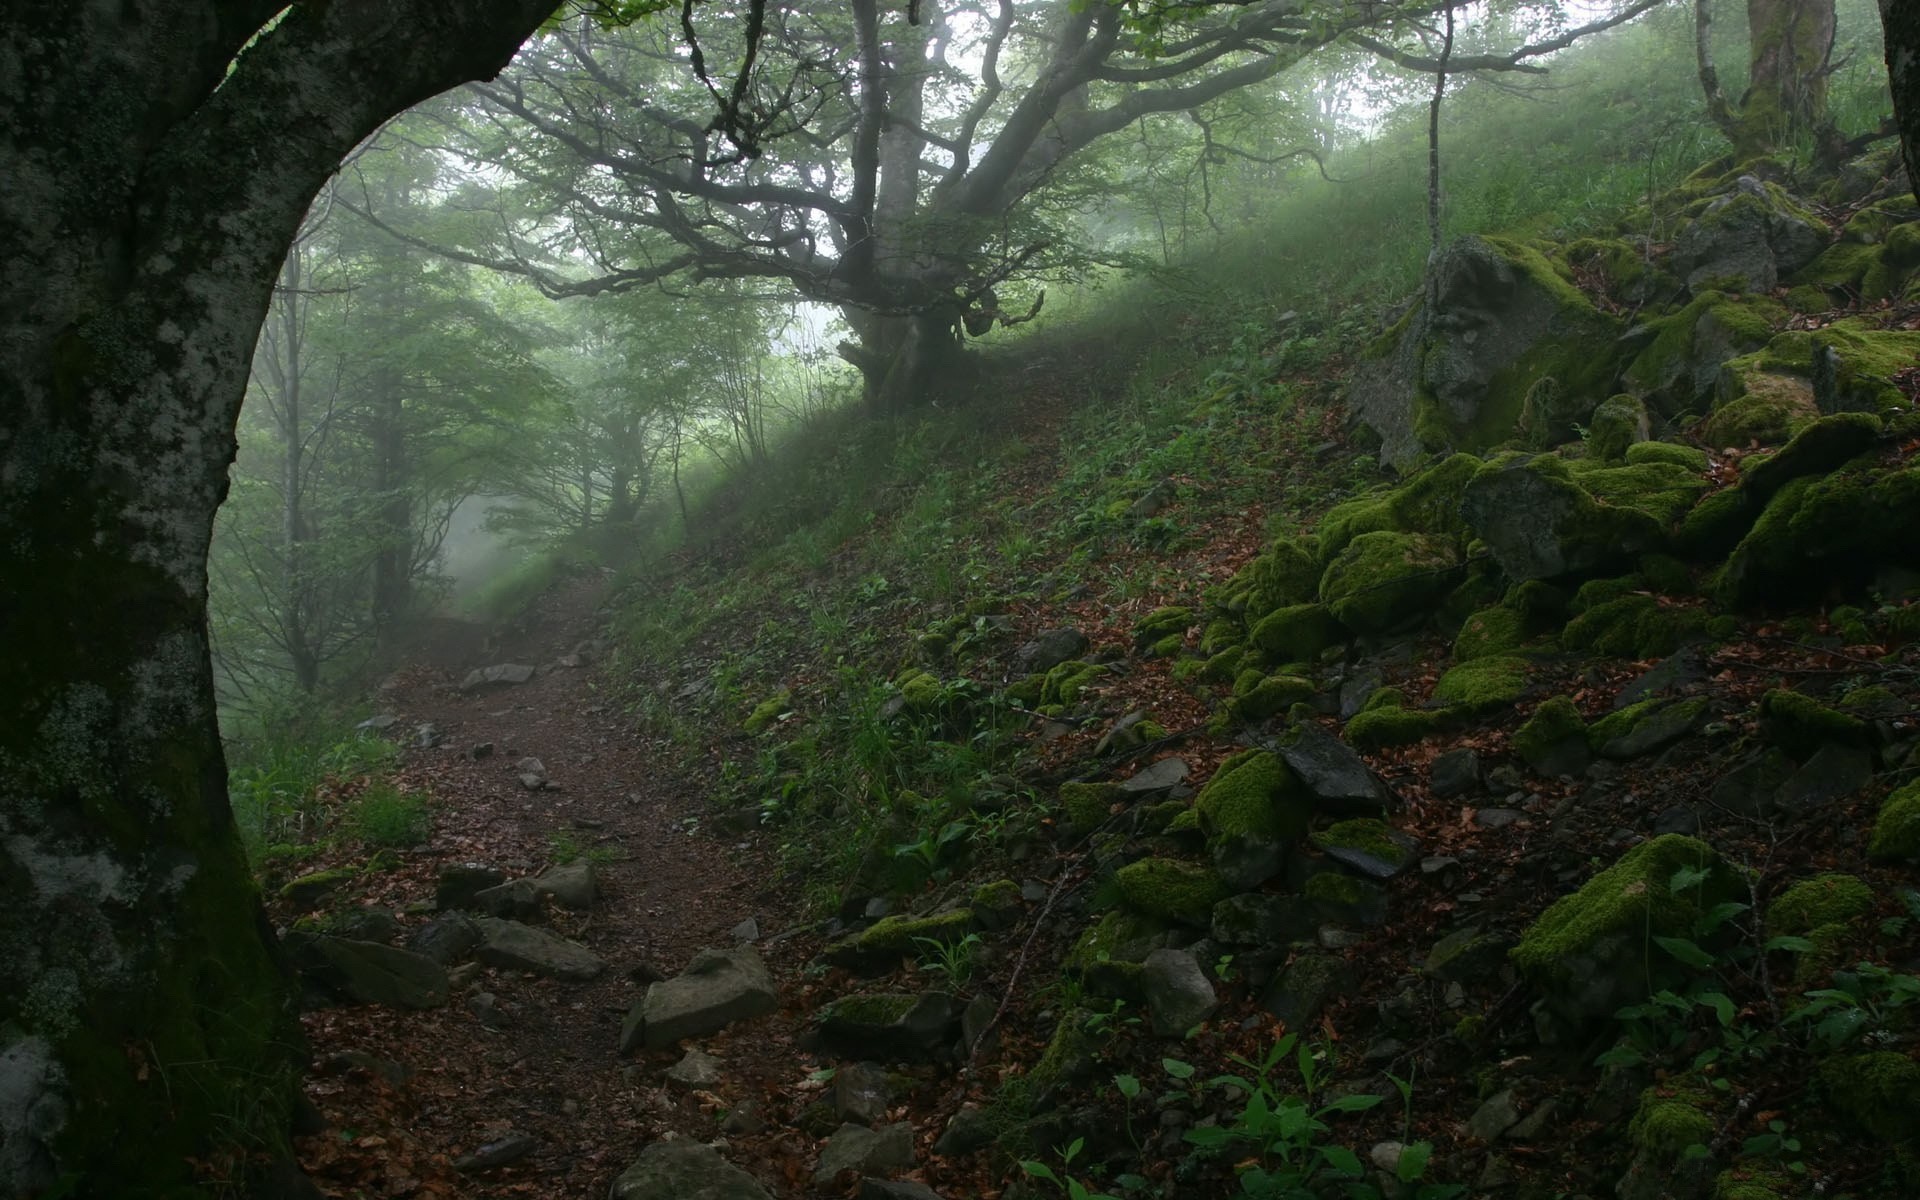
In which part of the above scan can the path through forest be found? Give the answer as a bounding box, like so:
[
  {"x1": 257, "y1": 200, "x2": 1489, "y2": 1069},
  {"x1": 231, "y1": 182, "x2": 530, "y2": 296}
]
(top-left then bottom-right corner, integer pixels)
[{"x1": 291, "y1": 572, "x2": 840, "y2": 1199}]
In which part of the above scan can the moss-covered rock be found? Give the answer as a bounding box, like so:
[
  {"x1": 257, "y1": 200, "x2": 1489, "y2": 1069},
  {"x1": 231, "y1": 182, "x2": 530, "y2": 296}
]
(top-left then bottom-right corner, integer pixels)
[
  {"x1": 1344, "y1": 704, "x2": 1445, "y2": 752},
  {"x1": 1512, "y1": 834, "x2": 1748, "y2": 1020},
  {"x1": 1452, "y1": 605, "x2": 1530, "y2": 661},
  {"x1": 1318, "y1": 531, "x2": 1463, "y2": 636},
  {"x1": 743, "y1": 688, "x2": 794, "y2": 733},
  {"x1": 1058, "y1": 782, "x2": 1122, "y2": 835},
  {"x1": 1628, "y1": 1082, "x2": 1717, "y2": 1158},
  {"x1": 1736, "y1": 411, "x2": 1881, "y2": 501},
  {"x1": 1310, "y1": 818, "x2": 1414, "y2": 878},
  {"x1": 1193, "y1": 750, "x2": 1309, "y2": 888},
  {"x1": 1460, "y1": 455, "x2": 1665, "y2": 582},
  {"x1": 1511, "y1": 696, "x2": 1588, "y2": 775},
  {"x1": 1133, "y1": 606, "x2": 1194, "y2": 654},
  {"x1": 1113, "y1": 858, "x2": 1230, "y2": 925},
  {"x1": 1869, "y1": 778, "x2": 1920, "y2": 863},
  {"x1": 1587, "y1": 394, "x2": 1651, "y2": 460},
  {"x1": 1431, "y1": 656, "x2": 1531, "y2": 714},
  {"x1": 1589, "y1": 696, "x2": 1710, "y2": 759},
  {"x1": 897, "y1": 669, "x2": 943, "y2": 710},
  {"x1": 1223, "y1": 674, "x2": 1317, "y2": 724},
  {"x1": 1768, "y1": 873, "x2": 1873, "y2": 935},
  {"x1": 825, "y1": 909, "x2": 976, "y2": 969},
  {"x1": 1225, "y1": 536, "x2": 1324, "y2": 622},
  {"x1": 1676, "y1": 488, "x2": 1754, "y2": 561},
  {"x1": 1716, "y1": 466, "x2": 1920, "y2": 607},
  {"x1": 1570, "y1": 460, "x2": 1711, "y2": 528},
  {"x1": 1627, "y1": 441, "x2": 1712, "y2": 472},
  {"x1": 1064, "y1": 909, "x2": 1169, "y2": 998},
  {"x1": 1819, "y1": 1051, "x2": 1920, "y2": 1141},
  {"x1": 1623, "y1": 290, "x2": 1787, "y2": 412},
  {"x1": 1303, "y1": 870, "x2": 1389, "y2": 925},
  {"x1": 280, "y1": 867, "x2": 355, "y2": 910},
  {"x1": 1757, "y1": 688, "x2": 1868, "y2": 758},
  {"x1": 1040, "y1": 660, "x2": 1105, "y2": 707},
  {"x1": 1248, "y1": 603, "x2": 1347, "y2": 663},
  {"x1": 1563, "y1": 594, "x2": 1708, "y2": 660}
]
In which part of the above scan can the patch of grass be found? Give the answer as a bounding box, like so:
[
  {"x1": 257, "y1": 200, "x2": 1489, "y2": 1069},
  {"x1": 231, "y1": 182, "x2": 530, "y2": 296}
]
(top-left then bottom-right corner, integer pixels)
[{"x1": 346, "y1": 782, "x2": 431, "y2": 848}]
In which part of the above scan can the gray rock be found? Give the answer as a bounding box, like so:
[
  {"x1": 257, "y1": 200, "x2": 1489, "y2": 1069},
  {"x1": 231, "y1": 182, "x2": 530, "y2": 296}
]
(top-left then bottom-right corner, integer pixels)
[
  {"x1": 817, "y1": 991, "x2": 959, "y2": 1063},
  {"x1": 1309, "y1": 874, "x2": 1389, "y2": 925},
  {"x1": 1474, "y1": 808, "x2": 1526, "y2": 829},
  {"x1": 1461, "y1": 457, "x2": 1659, "y2": 583},
  {"x1": 1117, "y1": 757, "x2": 1189, "y2": 795},
  {"x1": 1595, "y1": 699, "x2": 1706, "y2": 760},
  {"x1": 1672, "y1": 176, "x2": 1827, "y2": 293},
  {"x1": 638, "y1": 946, "x2": 778, "y2": 1048},
  {"x1": 1278, "y1": 722, "x2": 1391, "y2": 813},
  {"x1": 1423, "y1": 926, "x2": 1510, "y2": 983},
  {"x1": 473, "y1": 917, "x2": 604, "y2": 981},
  {"x1": 1338, "y1": 671, "x2": 1383, "y2": 720},
  {"x1": 280, "y1": 869, "x2": 352, "y2": 909},
  {"x1": 460, "y1": 663, "x2": 535, "y2": 692},
  {"x1": 535, "y1": 861, "x2": 598, "y2": 911},
  {"x1": 1260, "y1": 954, "x2": 1354, "y2": 1028},
  {"x1": 408, "y1": 911, "x2": 483, "y2": 966},
  {"x1": 1319, "y1": 828, "x2": 1419, "y2": 880},
  {"x1": 414, "y1": 723, "x2": 441, "y2": 748},
  {"x1": 664, "y1": 1048, "x2": 725, "y2": 1089},
  {"x1": 1429, "y1": 749, "x2": 1481, "y2": 799},
  {"x1": 1467, "y1": 1089, "x2": 1521, "y2": 1141},
  {"x1": 833, "y1": 1061, "x2": 892, "y2": 1126},
  {"x1": 814, "y1": 1123, "x2": 914, "y2": 1184},
  {"x1": 334, "y1": 906, "x2": 400, "y2": 945},
  {"x1": 1506, "y1": 1097, "x2": 1558, "y2": 1141},
  {"x1": 731, "y1": 916, "x2": 761, "y2": 944},
  {"x1": 308, "y1": 937, "x2": 448, "y2": 1009},
  {"x1": 447, "y1": 961, "x2": 482, "y2": 989},
  {"x1": 435, "y1": 863, "x2": 506, "y2": 912},
  {"x1": 1774, "y1": 743, "x2": 1874, "y2": 816},
  {"x1": 933, "y1": 1106, "x2": 995, "y2": 1156},
  {"x1": 516, "y1": 756, "x2": 548, "y2": 790},
  {"x1": 722, "y1": 1098, "x2": 765, "y2": 1135},
  {"x1": 1142, "y1": 949, "x2": 1218, "y2": 1036},
  {"x1": 609, "y1": 1140, "x2": 771, "y2": 1200},
  {"x1": 1211, "y1": 894, "x2": 1315, "y2": 947},
  {"x1": 960, "y1": 991, "x2": 999, "y2": 1059},
  {"x1": 473, "y1": 878, "x2": 543, "y2": 920},
  {"x1": 356, "y1": 714, "x2": 399, "y2": 732},
  {"x1": 1016, "y1": 628, "x2": 1089, "y2": 673},
  {"x1": 467, "y1": 991, "x2": 509, "y2": 1029},
  {"x1": 1710, "y1": 748, "x2": 1797, "y2": 816},
  {"x1": 455, "y1": 1130, "x2": 537, "y2": 1172}
]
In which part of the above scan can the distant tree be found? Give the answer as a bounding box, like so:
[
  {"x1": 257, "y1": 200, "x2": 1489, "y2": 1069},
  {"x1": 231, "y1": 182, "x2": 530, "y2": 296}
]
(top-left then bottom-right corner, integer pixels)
[
  {"x1": 1695, "y1": 0, "x2": 1838, "y2": 157},
  {"x1": 0, "y1": 4, "x2": 555, "y2": 1194},
  {"x1": 391, "y1": 0, "x2": 1660, "y2": 412}
]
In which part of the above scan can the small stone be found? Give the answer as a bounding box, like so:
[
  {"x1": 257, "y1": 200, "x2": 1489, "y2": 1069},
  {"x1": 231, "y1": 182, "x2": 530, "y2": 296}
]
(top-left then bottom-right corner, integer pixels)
[
  {"x1": 356, "y1": 714, "x2": 399, "y2": 732},
  {"x1": 435, "y1": 864, "x2": 506, "y2": 912},
  {"x1": 1117, "y1": 757, "x2": 1190, "y2": 795},
  {"x1": 732, "y1": 916, "x2": 761, "y2": 944},
  {"x1": 535, "y1": 861, "x2": 598, "y2": 910},
  {"x1": 1369, "y1": 1141, "x2": 1404, "y2": 1174},
  {"x1": 473, "y1": 878, "x2": 543, "y2": 920},
  {"x1": 470, "y1": 742, "x2": 495, "y2": 760},
  {"x1": 665, "y1": 1048, "x2": 725, "y2": 1089},
  {"x1": 448, "y1": 961, "x2": 482, "y2": 989},
  {"x1": 814, "y1": 1122, "x2": 914, "y2": 1184},
  {"x1": 473, "y1": 917, "x2": 604, "y2": 981},
  {"x1": 468, "y1": 991, "x2": 509, "y2": 1029},
  {"x1": 1506, "y1": 1097, "x2": 1558, "y2": 1141},
  {"x1": 833, "y1": 1061, "x2": 892, "y2": 1126},
  {"x1": 455, "y1": 1130, "x2": 537, "y2": 1172},
  {"x1": 722, "y1": 1098, "x2": 765, "y2": 1135},
  {"x1": 1474, "y1": 808, "x2": 1525, "y2": 829},
  {"x1": 1467, "y1": 1089, "x2": 1521, "y2": 1141},
  {"x1": 1429, "y1": 748, "x2": 1481, "y2": 799},
  {"x1": 1016, "y1": 629, "x2": 1089, "y2": 672},
  {"x1": 1141, "y1": 948, "x2": 1218, "y2": 1036},
  {"x1": 460, "y1": 663, "x2": 535, "y2": 692},
  {"x1": 933, "y1": 1106, "x2": 995, "y2": 1156}
]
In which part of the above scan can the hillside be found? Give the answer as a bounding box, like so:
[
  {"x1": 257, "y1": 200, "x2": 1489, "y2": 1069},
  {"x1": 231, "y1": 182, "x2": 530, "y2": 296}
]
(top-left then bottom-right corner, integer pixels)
[{"x1": 255, "y1": 124, "x2": 1920, "y2": 1200}]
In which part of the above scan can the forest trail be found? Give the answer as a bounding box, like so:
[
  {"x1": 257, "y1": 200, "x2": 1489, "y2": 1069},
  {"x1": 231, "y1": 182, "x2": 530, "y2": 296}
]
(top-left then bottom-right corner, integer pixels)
[{"x1": 291, "y1": 573, "x2": 834, "y2": 1200}]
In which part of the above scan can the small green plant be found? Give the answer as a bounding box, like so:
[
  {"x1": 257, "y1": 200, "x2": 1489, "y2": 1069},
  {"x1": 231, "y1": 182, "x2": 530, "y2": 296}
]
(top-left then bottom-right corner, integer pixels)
[
  {"x1": 1082, "y1": 998, "x2": 1139, "y2": 1038},
  {"x1": 912, "y1": 932, "x2": 982, "y2": 988},
  {"x1": 1790, "y1": 962, "x2": 1920, "y2": 1051},
  {"x1": 1021, "y1": 1136, "x2": 1120, "y2": 1200},
  {"x1": 346, "y1": 783, "x2": 430, "y2": 848},
  {"x1": 548, "y1": 829, "x2": 584, "y2": 864},
  {"x1": 1741, "y1": 1117, "x2": 1807, "y2": 1176}
]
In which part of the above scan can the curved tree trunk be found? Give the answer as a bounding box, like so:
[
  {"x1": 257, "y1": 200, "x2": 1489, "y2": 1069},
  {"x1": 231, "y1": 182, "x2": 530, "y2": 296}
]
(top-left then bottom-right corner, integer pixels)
[
  {"x1": 0, "y1": 5, "x2": 549, "y2": 1195},
  {"x1": 1697, "y1": 0, "x2": 1836, "y2": 157},
  {"x1": 842, "y1": 308, "x2": 976, "y2": 412},
  {"x1": 1886, "y1": 0, "x2": 1920, "y2": 203}
]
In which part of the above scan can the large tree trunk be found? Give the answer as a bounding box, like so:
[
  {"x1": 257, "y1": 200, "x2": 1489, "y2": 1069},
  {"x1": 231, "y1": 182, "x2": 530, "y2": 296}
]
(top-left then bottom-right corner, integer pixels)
[
  {"x1": 0, "y1": 5, "x2": 549, "y2": 1195},
  {"x1": 1886, "y1": 0, "x2": 1920, "y2": 203},
  {"x1": 841, "y1": 307, "x2": 976, "y2": 412},
  {"x1": 1697, "y1": 0, "x2": 1836, "y2": 157}
]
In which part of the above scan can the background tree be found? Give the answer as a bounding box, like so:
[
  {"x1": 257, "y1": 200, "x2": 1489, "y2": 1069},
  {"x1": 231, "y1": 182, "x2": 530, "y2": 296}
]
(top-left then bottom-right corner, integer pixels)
[
  {"x1": 1696, "y1": 0, "x2": 1838, "y2": 157},
  {"x1": 0, "y1": 4, "x2": 556, "y2": 1193},
  {"x1": 1886, "y1": 0, "x2": 1920, "y2": 198}
]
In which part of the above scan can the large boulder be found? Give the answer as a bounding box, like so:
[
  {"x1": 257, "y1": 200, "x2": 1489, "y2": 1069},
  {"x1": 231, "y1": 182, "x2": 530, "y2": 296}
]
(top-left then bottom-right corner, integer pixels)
[
  {"x1": 815, "y1": 991, "x2": 959, "y2": 1063},
  {"x1": 608, "y1": 1140, "x2": 771, "y2": 1200},
  {"x1": 1318, "y1": 531, "x2": 1463, "y2": 635},
  {"x1": 1192, "y1": 750, "x2": 1309, "y2": 890},
  {"x1": 472, "y1": 917, "x2": 604, "y2": 981},
  {"x1": 1621, "y1": 291, "x2": 1786, "y2": 414},
  {"x1": 631, "y1": 946, "x2": 778, "y2": 1050},
  {"x1": 302, "y1": 936, "x2": 448, "y2": 1009},
  {"x1": 1460, "y1": 456, "x2": 1665, "y2": 582},
  {"x1": 1347, "y1": 236, "x2": 1623, "y2": 470},
  {"x1": 1671, "y1": 177, "x2": 1828, "y2": 293}
]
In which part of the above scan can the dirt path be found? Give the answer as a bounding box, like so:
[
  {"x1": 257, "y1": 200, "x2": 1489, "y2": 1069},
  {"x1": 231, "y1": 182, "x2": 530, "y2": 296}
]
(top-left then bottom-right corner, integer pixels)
[{"x1": 294, "y1": 572, "x2": 830, "y2": 1199}]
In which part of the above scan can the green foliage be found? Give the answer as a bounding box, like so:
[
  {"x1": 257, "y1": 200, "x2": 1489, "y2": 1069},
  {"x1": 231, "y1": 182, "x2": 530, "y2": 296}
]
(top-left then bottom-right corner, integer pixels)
[{"x1": 346, "y1": 783, "x2": 431, "y2": 849}]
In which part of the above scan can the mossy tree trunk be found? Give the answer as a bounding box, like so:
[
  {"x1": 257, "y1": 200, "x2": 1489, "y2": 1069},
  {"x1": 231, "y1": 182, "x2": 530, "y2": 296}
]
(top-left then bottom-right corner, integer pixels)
[
  {"x1": 1697, "y1": 0, "x2": 1836, "y2": 158},
  {"x1": 0, "y1": 5, "x2": 550, "y2": 1195},
  {"x1": 1885, "y1": 0, "x2": 1920, "y2": 204}
]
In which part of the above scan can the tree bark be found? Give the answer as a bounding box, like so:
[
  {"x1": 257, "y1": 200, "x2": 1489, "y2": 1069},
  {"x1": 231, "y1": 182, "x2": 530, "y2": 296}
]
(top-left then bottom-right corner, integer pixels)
[
  {"x1": 0, "y1": 4, "x2": 551, "y2": 1195},
  {"x1": 1698, "y1": 0, "x2": 1836, "y2": 157},
  {"x1": 1885, "y1": 0, "x2": 1920, "y2": 203}
]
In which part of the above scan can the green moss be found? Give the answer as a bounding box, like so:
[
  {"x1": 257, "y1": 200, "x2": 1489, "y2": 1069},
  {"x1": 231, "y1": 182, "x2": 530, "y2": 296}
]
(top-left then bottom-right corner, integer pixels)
[
  {"x1": 898, "y1": 670, "x2": 942, "y2": 710},
  {"x1": 1639, "y1": 553, "x2": 1694, "y2": 595},
  {"x1": 1431, "y1": 656, "x2": 1530, "y2": 714},
  {"x1": 818, "y1": 992, "x2": 920, "y2": 1028},
  {"x1": 1737, "y1": 411, "x2": 1882, "y2": 501},
  {"x1": 1236, "y1": 537, "x2": 1323, "y2": 620},
  {"x1": 1318, "y1": 531, "x2": 1462, "y2": 635},
  {"x1": 1628, "y1": 1084, "x2": 1716, "y2": 1158},
  {"x1": 1198, "y1": 647, "x2": 1244, "y2": 683},
  {"x1": 1587, "y1": 394, "x2": 1650, "y2": 460},
  {"x1": 1622, "y1": 291, "x2": 1786, "y2": 407},
  {"x1": 1195, "y1": 750, "x2": 1306, "y2": 844},
  {"x1": 1029, "y1": 1011, "x2": 1099, "y2": 1096},
  {"x1": 279, "y1": 867, "x2": 355, "y2": 908},
  {"x1": 1570, "y1": 574, "x2": 1643, "y2": 613},
  {"x1": 1767, "y1": 873, "x2": 1873, "y2": 935},
  {"x1": 1041, "y1": 660, "x2": 1104, "y2": 706},
  {"x1": 1304, "y1": 871, "x2": 1368, "y2": 907},
  {"x1": 1363, "y1": 687, "x2": 1408, "y2": 712},
  {"x1": 971, "y1": 878, "x2": 1022, "y2": 913},
  {"x1": 1839, "y1": 684, "x2": 1902, "y2": 716},
  {"x1": 743, "y1": 688, "x2": 793, "y2": 733},
  {"x1": 1570, "y1": 460, "x2": 1710, "y2": 527},
  {"x1": 1506, "y1": 580, "x2": 1568, "y2": 625},
  {"x1": 1200, "y1": 618, "x2": 1245, "y2": 655},
  {"x1": 1059, "y1": 782, "x2": 1122, "y2": 835},
  {"x1": 1113, "y1": 858, "x2": 1230, "y2": 923},
  {"x1": 1512, "y1": 835, "x2": 1745, "y2": 982},
  {"x1": 1310, "y1": 818, "x2": 1410, "y2": 869},
  {"x1": 1715, "y1": 465, "x2": 1919, "y2": 607},
  {"x1": 1315, "y1": 454, "x2": 1481, "y2": 558},
  {"x1": 1224, "y1": 674, "x2": 1317, "y2": 724},
  {"x1": 1870, "y1": 779, "x2": 1920, "y2": 863},
  {"x1": 1345, "y1": 705, "x2": 1444, "y2": 752},
  {"x1": 1248, "y1": 603, "x2": 1347, "y2": 662},
  {"x1": 1134, "y1": 606, "x2": 1195, "y2": 651},
  {"x1": 1712, "y1": 1166, "x2": 1797, "y2": 1200},
  {"x1": 1511, "y1": 696, "x2": 1587, "y2": 769},
  {"x1": 1627, "y1": 441, "x2": 1711, "y2": 471},
  {"x1": 1005, "y1": 674, "x2": 1045, "y2": 706},
  {"x1": 1819, "y1": 1051, "x2": 1920, "y2": 1141},
  {"x1": 1452, "y1": 605, "x2": 1529, "y2": 661},
  {"x1": 827, "y1": 909, "x2": 976, "y2": 963},
  {"x1": 1758, "y1": 688, "x2": 1867, "y2": 757},
  {"x1": 1563, "y1": 594, "x2": 1708, "y2": 659},
  {"x1": 1160, "y1": 805, "x2": 1200, "y2": 835}
]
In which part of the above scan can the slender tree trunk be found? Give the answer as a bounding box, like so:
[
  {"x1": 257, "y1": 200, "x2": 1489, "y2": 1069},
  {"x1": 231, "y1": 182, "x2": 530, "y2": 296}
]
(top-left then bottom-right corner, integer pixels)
[
  {"x1": 274, "y1": 248, "x2": 323, "y2": 694},
  {"x1": 0, "y1": 6, "x2": 550, "y2": 1195},
  {"x1": 1885, "y1": 0, "x2": 1920, "y2": 203}
]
